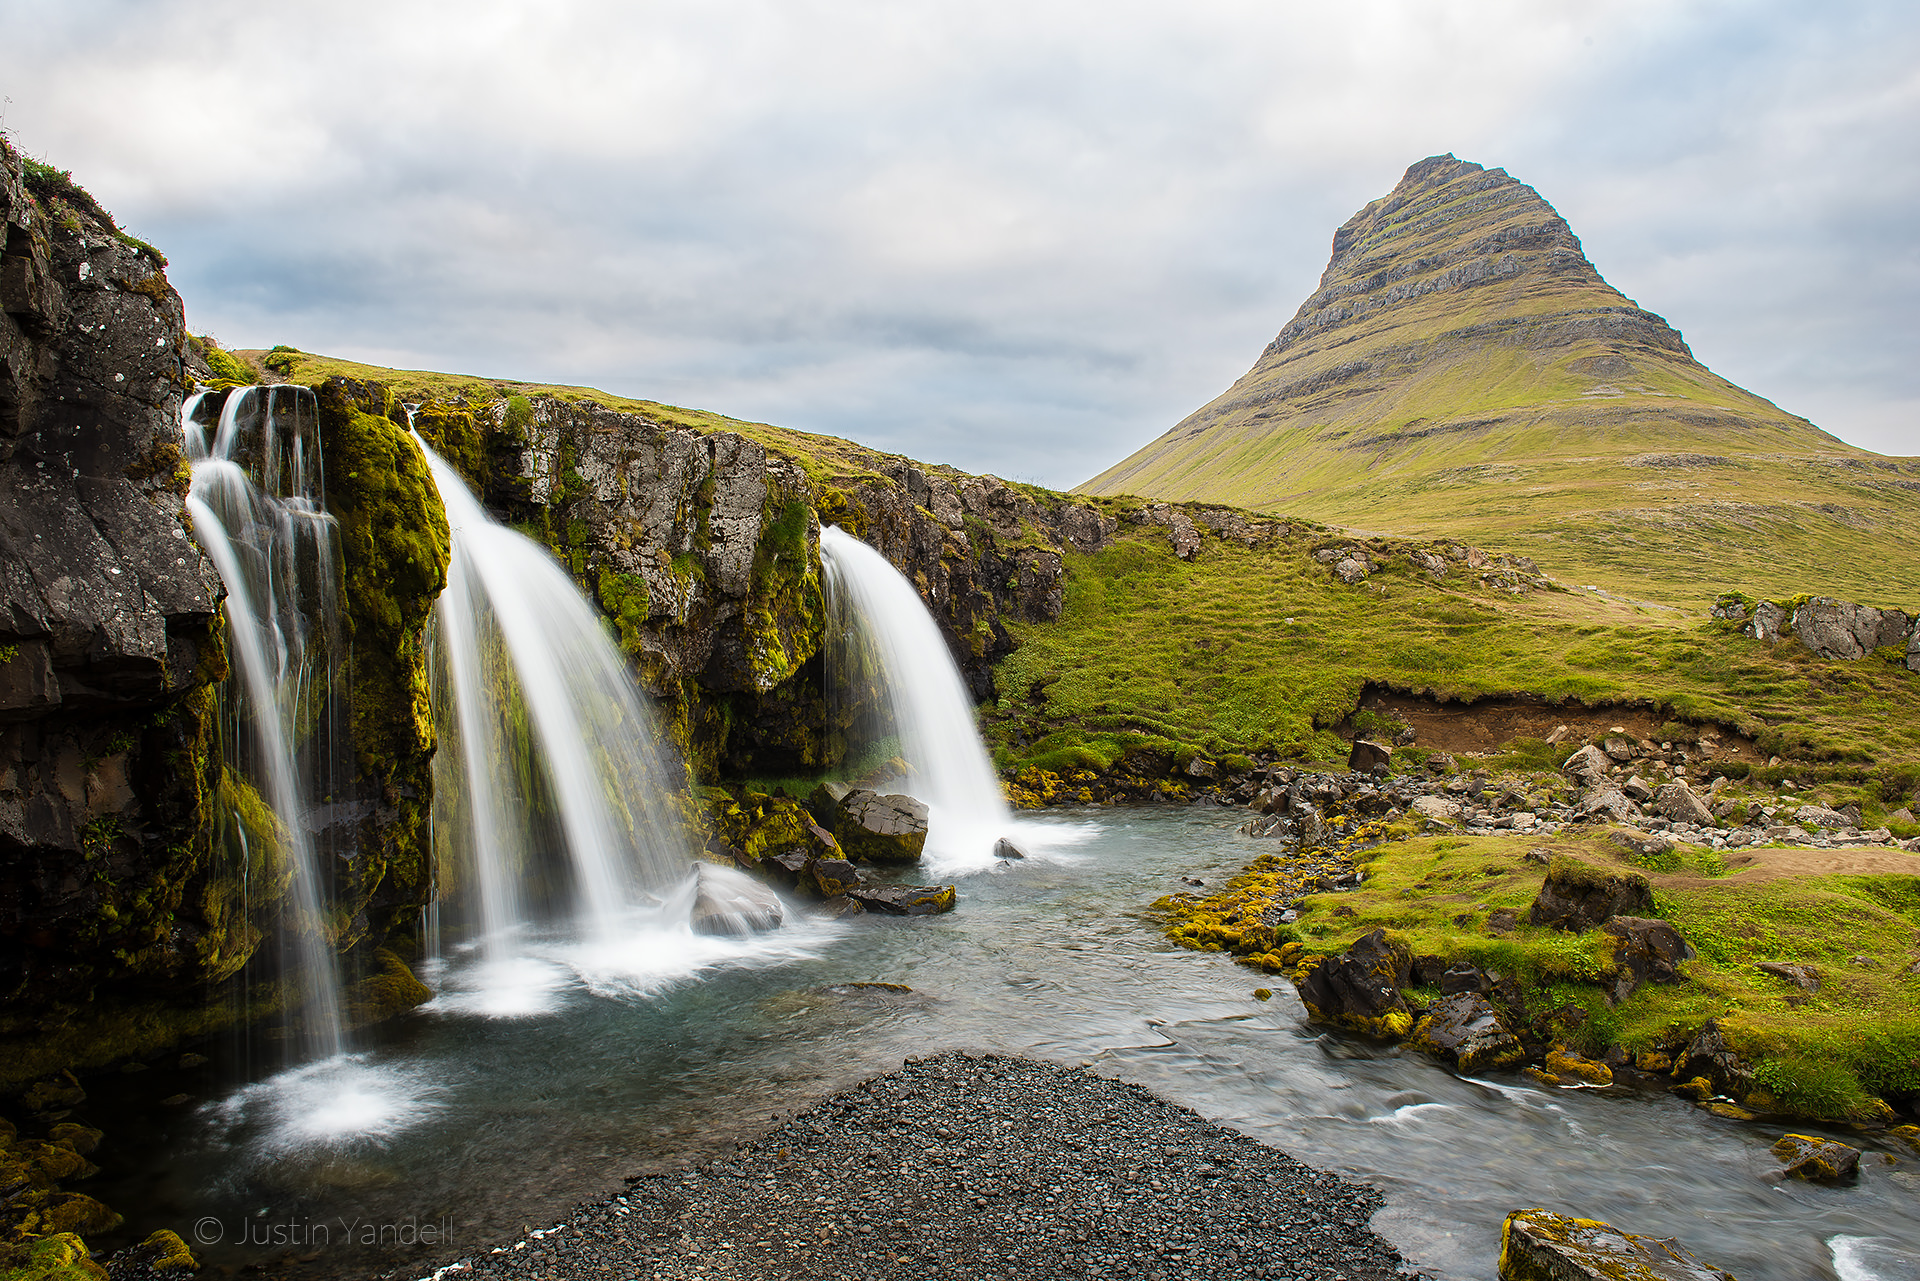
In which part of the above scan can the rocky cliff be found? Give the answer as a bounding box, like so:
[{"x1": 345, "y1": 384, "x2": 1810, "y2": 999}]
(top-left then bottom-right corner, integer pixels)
[
  {"x1": 1079, "y1": 154, "x2": 1920, "y2": 608},
  {"x1": 379, "y1": 365, "x2": 1119, "y2": 780},
  {"x1": 0, "y1": 147, "x2": 446, "y2": 1087}
]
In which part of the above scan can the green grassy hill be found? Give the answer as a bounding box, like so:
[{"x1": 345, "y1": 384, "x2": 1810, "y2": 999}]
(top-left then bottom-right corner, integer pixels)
[{"x1": 1077, "y1": 155, "x2": 1920, "y2": 608}]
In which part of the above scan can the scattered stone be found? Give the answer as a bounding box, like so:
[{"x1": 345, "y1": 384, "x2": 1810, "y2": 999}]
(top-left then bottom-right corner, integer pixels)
[
  {"x1": 1770, "y1": 1133, "x2": 1860, "y2": 1182},
  {"x1": 1562, "y1": 744, "x2": 1612, "y2": 784},
  {"x1": 992, "y1": 837, "x2": 1027, "y2": 860},
  {"x1": 1498, "y1": 1207, "x2": 1736, "y2": 1281},
  {"x1": 1603, "y1": 736, "x2": 1636, "y2": 762},
  {"x1": 1608, "y1": 829, "x2": 1673, "y2": 861},
  {"x1": 834, "y1": 790, "x2": 930, "y2": 862},
  {"x1": 1528, "y1": 857, "x2": 1653, "y2": 931},
  {"x1": 1335, "y1": 556, "x2": 1371, "y2": 584},
  {"x1": 1575, "y1": 784, "x2": 1639, "y2": 823},
  {"x1": 1411, "y1": 795, "x2": 1462, "y2": 824},
  {"x1": 1791, "y1": 803, "x2": 1850, "y2": 829},
  {"x1": 845, "y1": 884, "x2": 957, "y2": 916},
  {"x1": 1347, "y1": 739, "x2": 1392, "y2": 773},
  {"x1": 1756, "y1": 961, "x2": 1820, "y2": 993},
  {"x1": 1654, "y1": 781, "x2": 1714, "y2": 827},
  {"x1": 1622, "y1": 775, "x2": 1655, "y2": 802}
]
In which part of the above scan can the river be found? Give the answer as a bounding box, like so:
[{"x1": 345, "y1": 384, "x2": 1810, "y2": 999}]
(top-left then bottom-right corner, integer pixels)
[{"x1": 86, "y1": 807, "x2": 1920, "y2": 1280}]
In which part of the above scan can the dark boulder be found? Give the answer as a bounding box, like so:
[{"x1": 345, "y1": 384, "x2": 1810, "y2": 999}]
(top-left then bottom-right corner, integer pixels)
[
  {"x1": 1672, "y1": 1020, "x2": 1755, "y2": 1100},
  {"x1": 1528, "y1": 857, "x2": 1653, "y2": 931},
  {"x1": 834, "y1": 789, "x2": 929, "y2": 862},
  {"x1": 992, "y1": 837, "x2": 1026, "y2": 860},
  {"x1": 846, "y1": 884, "x2": 956, "y2": 915},
  {"x1": 805, "y1": 858, "x2": 864, "y2": 898},
  {"x1": 1603, "y1": 917, "x2": 1695, "y2": 1000},
  {"x1": 1347, "y1": 739, "x2": 1391, "y2": 773},
  {"x1": 1295, "y1": 928, "x2": 1415, "y2": 1039}
]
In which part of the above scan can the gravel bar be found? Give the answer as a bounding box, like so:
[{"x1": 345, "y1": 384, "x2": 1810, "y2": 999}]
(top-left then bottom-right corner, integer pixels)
[{"x1": 419, "y1": 1052, "x2": 1415, "y2": 1281}]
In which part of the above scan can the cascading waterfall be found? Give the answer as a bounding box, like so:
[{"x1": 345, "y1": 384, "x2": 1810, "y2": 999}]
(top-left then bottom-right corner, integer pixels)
[
  {"x1": 819, "y1": 525, "x2": 1023, "y2": 876},
  {"x1": 416, "y1": 434, "x2": 699, "y2": 1004},
  {"x1": 182, "y1": 386, "x2": 349, "y2": 1062}
]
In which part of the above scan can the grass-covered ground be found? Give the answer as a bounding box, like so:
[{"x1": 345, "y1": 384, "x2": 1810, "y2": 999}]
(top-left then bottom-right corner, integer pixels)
[
  {"x1": 1261, "y1": 825, "x2": 1920, "y2": 1121},
  {"x1": 987, "y1": 523, "x2": 1920, "y2": 796}
]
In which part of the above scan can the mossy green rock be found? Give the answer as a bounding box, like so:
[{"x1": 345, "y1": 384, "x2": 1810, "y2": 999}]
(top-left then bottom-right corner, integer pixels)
[
  {"x1": 1499, "y1": 1208, "x2": 1735, "y2": 1280},
  {"x1": 313, "y1": 377, "x2": 450, "y2": 944},
  {"x1": 0, "y1": 1233, "x2": 107, "y2": 1281}
]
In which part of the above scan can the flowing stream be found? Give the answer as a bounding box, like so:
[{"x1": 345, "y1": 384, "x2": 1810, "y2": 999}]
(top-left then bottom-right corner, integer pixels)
[{"x1": 85, "y1": 808, "x2": 1919, "y2": 1281}]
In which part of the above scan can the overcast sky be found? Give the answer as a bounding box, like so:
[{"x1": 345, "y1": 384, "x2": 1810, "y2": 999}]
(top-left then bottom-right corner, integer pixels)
[{"x1": 4, "y1": 0, "x2": 1914, "y2": 487}]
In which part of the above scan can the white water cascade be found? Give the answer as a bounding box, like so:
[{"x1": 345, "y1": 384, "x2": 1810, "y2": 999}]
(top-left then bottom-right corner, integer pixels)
[
  {"x1": 416, "y1": 435, "x2": 696, "y2": 991},
  {"x1": 181, "y1": 386, "x2": 348, "y2": 1061},
  {"x1": 819, "y1": 526, "x2": 1025, "y2": 877}
]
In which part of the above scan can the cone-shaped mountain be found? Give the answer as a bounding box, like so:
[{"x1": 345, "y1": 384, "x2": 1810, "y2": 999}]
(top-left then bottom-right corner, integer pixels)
[{"x1": 1079, "y1": 155, "x2": 1918, "y2": 603}]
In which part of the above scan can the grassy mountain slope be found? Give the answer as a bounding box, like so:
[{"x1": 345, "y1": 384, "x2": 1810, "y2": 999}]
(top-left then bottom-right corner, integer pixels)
[{"x1": 1077, "y1": 155, "x2": 1920, "y2": 608}]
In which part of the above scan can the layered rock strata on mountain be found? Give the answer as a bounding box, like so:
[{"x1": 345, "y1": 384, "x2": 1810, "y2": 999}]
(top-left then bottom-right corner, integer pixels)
[{"x1": 1079, "y1": 154, "x2": 1918, "y2": 603}]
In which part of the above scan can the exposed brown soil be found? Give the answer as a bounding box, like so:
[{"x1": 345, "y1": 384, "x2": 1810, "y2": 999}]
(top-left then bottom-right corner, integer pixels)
[
  {"x1": 1347, "y1": 687, "x2": 1764, "y2": 764},
  {"x1": 1669, "y1": 844, "x2": 1920, "y2": 885}
]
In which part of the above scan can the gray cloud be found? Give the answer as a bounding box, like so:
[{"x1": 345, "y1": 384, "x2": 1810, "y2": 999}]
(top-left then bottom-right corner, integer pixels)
[{"x1": 3, "y1": 0, "x2": 1912, "y2": 486}]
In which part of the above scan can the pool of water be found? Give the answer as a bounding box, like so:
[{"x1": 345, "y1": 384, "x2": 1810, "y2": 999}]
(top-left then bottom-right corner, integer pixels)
[{"x1": 87, "y1": 808, "x2": 1920, "y2": 1279}]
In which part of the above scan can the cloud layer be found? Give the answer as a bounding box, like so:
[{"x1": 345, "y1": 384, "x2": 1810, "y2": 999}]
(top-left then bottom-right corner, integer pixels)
[{"x1": 4, "y1": 0, "x2": 1913, "y2": 485}]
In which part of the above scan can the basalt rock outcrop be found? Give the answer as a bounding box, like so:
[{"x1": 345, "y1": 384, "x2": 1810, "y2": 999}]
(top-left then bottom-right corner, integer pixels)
[
  {"x1": 1, "y1": 142, "x2": 243, "y2": 1083},
  {"x1": 1714, "y1": 593, "x2": 1919, "y2": 670},
  {"x1": 390, "y1": 382, "x2": 1119, "y2": 781},
  {"x1": 0, "y1": 155, "x2": 441, "y2": 1089}
]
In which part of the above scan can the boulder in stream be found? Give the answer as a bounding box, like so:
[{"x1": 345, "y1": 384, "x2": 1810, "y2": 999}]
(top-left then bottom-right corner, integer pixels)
[
  {"x1": 1410, "y1": 992, "x2": 1525, "y2": 1074},
  {"x1": 834, "y1": 790, "x2": 930, "y2": 862},
  {"x1": 846, "y1": 884, "x2": 957, "y2": 916},
  {"x1": 1295, "y1": 928, "x2": 1415, "y2": 1038},
  {"x1": 691, "y1": 863, "x2": 785, "y2": 936},
  {"x1": 1498, "y1": 1208, "x2": 1737, "y2": 1280},
  {"x1": 1770, "y1": 1134, "x2": 1859, "y2": 1183}
]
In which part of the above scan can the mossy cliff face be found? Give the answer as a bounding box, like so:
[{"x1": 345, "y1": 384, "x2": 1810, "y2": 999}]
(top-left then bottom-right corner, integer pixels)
[
  {"x1": 0, "y1": 139, "x2": 255, "y2": 1086},
  {"x1": 400, "y1": 386, "x2": 1114, "y2": 781},
  {"x1": 311, "y1": 378, "x2": 449, "y2": 953}
]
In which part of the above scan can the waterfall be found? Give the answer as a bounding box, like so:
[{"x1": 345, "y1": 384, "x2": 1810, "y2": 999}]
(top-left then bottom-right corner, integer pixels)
[
  {"x1": 819, "y1": 526, "x2": 1017, "y2": 876},
  {"x1": 182, "y1": 386, "x2": 348, "y2": 1062},
  {"x1": 415, "y1": 435, "x2": 695, "y2": 982}
]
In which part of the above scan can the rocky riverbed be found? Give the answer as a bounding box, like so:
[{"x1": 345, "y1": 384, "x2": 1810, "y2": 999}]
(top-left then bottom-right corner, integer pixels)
[{"x1": 412, "y1": 1053, "x2": 1413, "y2": 1281}]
